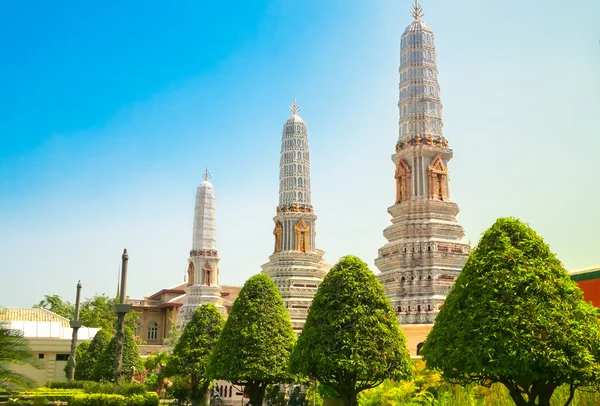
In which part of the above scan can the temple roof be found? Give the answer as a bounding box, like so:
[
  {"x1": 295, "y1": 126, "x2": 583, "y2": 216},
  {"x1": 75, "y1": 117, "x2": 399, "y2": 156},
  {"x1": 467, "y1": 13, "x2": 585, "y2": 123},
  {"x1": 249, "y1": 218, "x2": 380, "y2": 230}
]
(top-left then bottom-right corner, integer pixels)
[{"x1": 0, "y1": 308, "x2": 70, "y2": 327}]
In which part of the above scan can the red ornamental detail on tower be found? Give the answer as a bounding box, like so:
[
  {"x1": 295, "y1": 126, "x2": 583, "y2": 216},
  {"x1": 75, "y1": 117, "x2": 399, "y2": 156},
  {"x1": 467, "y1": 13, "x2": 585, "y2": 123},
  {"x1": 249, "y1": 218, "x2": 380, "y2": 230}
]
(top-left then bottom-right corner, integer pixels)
[
  {"x1": 395, "y1": 159, "x2": 411, "y2": 203},
  {"x1": 428, "y1": 154, "x2": 448, "y2": 201}
]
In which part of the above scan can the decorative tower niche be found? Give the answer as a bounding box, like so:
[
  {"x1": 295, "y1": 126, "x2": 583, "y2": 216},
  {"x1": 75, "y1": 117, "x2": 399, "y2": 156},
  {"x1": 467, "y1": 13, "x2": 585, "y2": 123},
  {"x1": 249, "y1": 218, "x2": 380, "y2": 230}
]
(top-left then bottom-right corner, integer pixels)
[
  {"x1": 262, "y1": 99, "x2": 331, "y2": 333},
  {"x1": 375, "y1": 1, "x2": 470, "y2": 325},
  {"x1": 178, "y1": 170, "x2": 226, "y2": 328}
]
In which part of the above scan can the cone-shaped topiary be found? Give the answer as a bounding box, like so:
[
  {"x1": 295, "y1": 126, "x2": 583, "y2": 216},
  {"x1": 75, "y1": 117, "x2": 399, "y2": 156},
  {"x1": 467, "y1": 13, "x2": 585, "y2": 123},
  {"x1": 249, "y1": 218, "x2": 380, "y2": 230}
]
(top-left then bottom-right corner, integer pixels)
[
  {"x1": 165, "y1": 304, "x2": 224, "y2": 406},
  {"x1": 208, "y1": 273, "x2": 295, "y2": 406},
  {"x1": 421, "y1": 217, "x2": 600, "y2": 406},
  {"x1": 92, "y1": 327, "x2": 141, "y2": 382},
  {"x1": 77, "y1": 329, "x2": 110, "y2": 381},
  {"x1": 290, "y1": 255, "x2": 413, "y2": 406}
]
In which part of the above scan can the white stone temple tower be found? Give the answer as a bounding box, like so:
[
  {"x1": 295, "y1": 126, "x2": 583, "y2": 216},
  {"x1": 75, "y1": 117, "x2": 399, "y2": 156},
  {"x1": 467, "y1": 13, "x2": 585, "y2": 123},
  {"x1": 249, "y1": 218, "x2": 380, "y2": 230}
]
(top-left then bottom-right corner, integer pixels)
[
  {"x1": 178, "y1": 170, "x2": 226, "y2": 328},
  {"x1": 375, "y1": 1, "x2": 470, "y2": 325},
  {"x1": 262, "y1": 99, "x2": 330, "y2": 333}
]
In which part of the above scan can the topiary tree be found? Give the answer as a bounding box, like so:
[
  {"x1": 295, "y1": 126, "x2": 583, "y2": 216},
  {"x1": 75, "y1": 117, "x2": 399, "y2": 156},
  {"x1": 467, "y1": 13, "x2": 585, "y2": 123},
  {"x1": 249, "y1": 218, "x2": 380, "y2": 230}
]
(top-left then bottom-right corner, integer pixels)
[
  {"x1": 290, "y1": 255, "x2": 413, "y2": 406},
  {"x1": 92, "y1": 327, "x2": 141, "y2": 382},
  {"x1": 164, "y1": 305, "x2": 224, "y2": 406},
  {"x1": 421, "y1": 217, "x2": 600, "y2": 406},
  {"x1": 76, "y1": 329, "x2": 111, "y2": 381},
  {"x1": 208, "y1": 274, "x2": 295, "y2": 406},
  {"x1": 63, "y1": 341, "x2": 90, "y2": 379}
]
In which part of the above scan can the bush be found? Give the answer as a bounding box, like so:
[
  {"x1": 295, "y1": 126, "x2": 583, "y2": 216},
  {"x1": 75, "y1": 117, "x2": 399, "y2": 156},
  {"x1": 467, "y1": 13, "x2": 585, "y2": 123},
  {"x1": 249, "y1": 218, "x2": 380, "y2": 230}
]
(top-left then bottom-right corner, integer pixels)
[
  {"x1": 15, "y1": 388, "x2": 84, "y2": 402},
  {"x1": 92, "y1": 327, "x2": 141, "y2": 382},
  {"x1": 45, "y1": 380, "x2": 146, "y2": 396},
  {"x1": 81, "y1": 382, "x2": 147, "y2": 396},
  {"x1": 46, "y1": 380, "x2": 90, "y2": 389},
  {"x1": 68, "y1": 392, "x2": 158, "y2": 406},
  {"x1": 78, "y1": 329, "x2": 111, "y2": 381}
]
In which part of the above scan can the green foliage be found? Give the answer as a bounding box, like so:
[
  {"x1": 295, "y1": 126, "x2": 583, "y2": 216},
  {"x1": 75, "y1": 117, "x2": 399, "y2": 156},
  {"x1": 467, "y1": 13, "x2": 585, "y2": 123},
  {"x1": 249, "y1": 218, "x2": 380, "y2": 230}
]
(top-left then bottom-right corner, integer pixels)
[
  {"x1": 290, "y1": 255, "x2": 413, "y2": 406},
  {"x1": 92, "y1": 327, "x2": 142, "y2": 382},
  {"x1": 163, "y1": 320, "x2": 181, "y2": 350},
  {"x1": 168, "y1": 375, "x2": 191, "y2": 403},
  {"x1": 15, "y1": 388, "x2": 84, "y2": 402},
  {"x1": 46, "y1": 380, "x2": 89, "y2": 389},
  {"x1": 421, "y1": 217, "x2": 600, "y2": 406},
  {"x1": 208, "y1": 273, "x2": 296, "y2": 405},
  {"x1": 0, "y1": 317, "x2": 43, "y2": 390},
  {"x1": 46, "y1": 380, "x2": 146, "y2": 395},
  {"x1": 33, "y1": 295, "x2": 75, "y2": 319},
  {"x1": 63, "y1": 340, "x2": 90, "y2": 379},
  {"x1": 358, "y1": 362, "x2": 446, "y2": 406},
  {"x1": 32, "y1": 294, "x2": 138, "y2": 334},
  {"x1": 80, "y1": 294, "x2": 138, "y2": 333},
  {"x1": 143, "y1": 351, "x2": 169, "y2": 374},
  {"x1": 305, "y1": 384, "x2": 324, "y2": 406},
  {"x1": 165, "y1": 304, "x2": 224, "y2": 405},
  {"x1": 68, "y1": 392, "x2": 158, "y2": 406},
  {"x1": 77, "y1": 329, "x2": 111, "y2": 381}
]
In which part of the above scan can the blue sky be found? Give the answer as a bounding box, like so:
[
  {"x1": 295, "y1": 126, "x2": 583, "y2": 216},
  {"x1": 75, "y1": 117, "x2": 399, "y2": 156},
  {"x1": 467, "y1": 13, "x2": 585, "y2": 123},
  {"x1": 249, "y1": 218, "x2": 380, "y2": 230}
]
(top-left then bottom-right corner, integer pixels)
[{"x1": 1, "y1": 0, "x2": 599, "y2": 307}]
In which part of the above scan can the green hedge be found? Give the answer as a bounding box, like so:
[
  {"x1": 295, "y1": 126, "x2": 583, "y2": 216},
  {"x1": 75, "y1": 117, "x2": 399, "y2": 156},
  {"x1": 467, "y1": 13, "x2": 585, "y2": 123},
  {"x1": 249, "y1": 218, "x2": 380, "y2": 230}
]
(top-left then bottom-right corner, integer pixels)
[
  {"x1": 45, "y1": 381, "x2": 146, "y2": 396},
  {"x1": 15, "y1": 388, "x2": 84, "y2": 401},
  {"x1": 68, "y1": 392, "x2": 159, "y2": 406},
  {"x1": 46, "y1": 380, "x2": 90, "y2": 389}
]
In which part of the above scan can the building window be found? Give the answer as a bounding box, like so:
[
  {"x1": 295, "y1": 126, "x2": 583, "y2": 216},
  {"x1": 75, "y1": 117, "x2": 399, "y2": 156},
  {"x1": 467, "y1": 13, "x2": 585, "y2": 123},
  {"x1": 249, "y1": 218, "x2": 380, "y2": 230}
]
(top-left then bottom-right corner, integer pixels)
[
  {"x1": 148, "y1": 321, "x2": 158, "y2": 341},
  {"x1": 38, "y1": 354, "x2": 44, "y2": 359},
  {"x1": 56, "y1": 354, "x2": 70, "y2": 361}
]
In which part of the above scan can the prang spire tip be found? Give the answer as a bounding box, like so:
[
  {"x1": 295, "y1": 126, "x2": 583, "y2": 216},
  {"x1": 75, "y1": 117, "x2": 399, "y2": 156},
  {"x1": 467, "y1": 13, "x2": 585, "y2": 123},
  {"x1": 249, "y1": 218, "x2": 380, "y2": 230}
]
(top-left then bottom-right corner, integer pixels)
[
  {"x1": 290, "y1": 97, "x2": 300, "y2": 116},
  {"x1": 411, "y1": 0, "x2": 424, "y2": 20}
]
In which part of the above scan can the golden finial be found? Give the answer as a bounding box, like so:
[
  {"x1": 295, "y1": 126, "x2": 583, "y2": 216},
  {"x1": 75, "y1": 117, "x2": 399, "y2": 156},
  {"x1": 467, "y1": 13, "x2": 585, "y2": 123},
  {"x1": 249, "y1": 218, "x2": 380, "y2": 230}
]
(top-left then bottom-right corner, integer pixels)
[
  {"x1": 290, "y1": 97, "x2": 300, "y2": 116},
  {"x1": 411, "y1": 0, "x2": 424, "y2": 20},
  {"x1": 202, "y1": 168, "x2": 211, "y2": 181}
]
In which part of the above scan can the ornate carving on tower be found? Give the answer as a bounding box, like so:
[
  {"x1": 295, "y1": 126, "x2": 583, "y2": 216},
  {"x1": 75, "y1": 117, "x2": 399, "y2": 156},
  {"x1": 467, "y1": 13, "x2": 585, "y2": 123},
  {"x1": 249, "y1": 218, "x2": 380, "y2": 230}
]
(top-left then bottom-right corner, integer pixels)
[
  {"x1": 428, "y1": 154, "x2": 448, "y2": 200},
  {"x1": 294, "y1": 218, "x2": 310, "y2": 252},
  {"x1": 395, "y1": 160, "x2": 411, "y2": 203},
  {"x1": 202, "y1": 261, "x2": 214, "y2": 286},
  {"x1": 187, "y1": 262, "x2": 194, "y2": 287},
  {"x1": 274, "y1": 221, "x2": 283, "y2": 253},
  {"x1": 262, "y1": 99, "x2": 331, "y2": 333},
  {"x1": 375, "y1": 3, "x2": 469, "y2": 329}
]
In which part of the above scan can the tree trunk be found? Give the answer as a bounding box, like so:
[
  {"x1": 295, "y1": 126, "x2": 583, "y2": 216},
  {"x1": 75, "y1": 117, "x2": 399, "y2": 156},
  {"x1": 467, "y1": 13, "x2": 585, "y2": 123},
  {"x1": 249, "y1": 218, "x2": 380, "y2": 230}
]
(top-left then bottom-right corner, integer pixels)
[
  {"x1": 248, "y1": 382, "x2": 267, "y2": 406},
  {"x1": 191, "y1": 379, "x2": 210, "y2": 406},
  {"x1": 323, "y1": 399, "x2": 344, "y2": 406},
  {"x1": 536, "y1": 383, "x2": 556, "y2": 406},
  {"x1": 340, "y1": 390, "x2": 357, "y2": 406},
  {"x1": 506, "y1": 387, "x2": 528, "y2": 406}
]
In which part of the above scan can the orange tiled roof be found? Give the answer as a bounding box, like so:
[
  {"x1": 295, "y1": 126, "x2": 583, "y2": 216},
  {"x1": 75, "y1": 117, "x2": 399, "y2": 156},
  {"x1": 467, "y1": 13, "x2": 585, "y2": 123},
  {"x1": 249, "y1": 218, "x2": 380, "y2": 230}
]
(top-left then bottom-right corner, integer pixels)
[{"x1": 0, "y1": 308, "x2": 71, "y2": 327}]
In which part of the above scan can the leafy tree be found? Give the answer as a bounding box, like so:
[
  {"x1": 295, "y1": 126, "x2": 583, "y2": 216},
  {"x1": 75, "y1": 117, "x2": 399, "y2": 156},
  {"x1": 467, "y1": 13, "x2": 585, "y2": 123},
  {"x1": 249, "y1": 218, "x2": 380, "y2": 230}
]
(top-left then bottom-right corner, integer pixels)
[
  {"x1": 290, "y1": 255, "x2": 413, "y2": 406},
  {"x1": 208, "y1": 274, "x2": 296, "y2": 406},
  {"x1": 0, "y1": 318, "x2": 42, "y2": 390},
  {"x1": 33, "y1": 295, "x2": 75, "y2": 319},
  {"x1": 78, "y1": 329, "x2": 111, "y2": 381},
  {"x1": 63, "y1": 340, "x2": 90, "y2": 379},
  {"x1": 421, "y1": 217, "x2": 600, "y2": 406},
  {"x1": 164, "y1": 305, "x2": 224, "y2": 406},
  {"x1": 92, "y1": 327, "x2": 141, "y2": 382},
  {"x1": 33, "y1": 294, "x2": 138, "y2": 335}
]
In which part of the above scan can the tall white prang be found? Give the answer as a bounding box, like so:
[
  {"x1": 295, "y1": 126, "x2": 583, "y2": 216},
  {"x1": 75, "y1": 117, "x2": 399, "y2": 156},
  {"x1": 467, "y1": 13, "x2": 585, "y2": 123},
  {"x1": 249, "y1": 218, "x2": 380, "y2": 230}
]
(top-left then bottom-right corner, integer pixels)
[
  {"x1": 178, "y1": 170, "x2": 226, "y2": 328},
  {"x1": 375, "y1": 1, "x2": 470, "y2": 325},
  {"x1": 262, "y1": 99, "x2": 331, "y2": 333}
]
